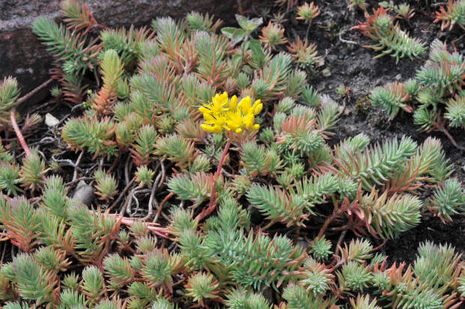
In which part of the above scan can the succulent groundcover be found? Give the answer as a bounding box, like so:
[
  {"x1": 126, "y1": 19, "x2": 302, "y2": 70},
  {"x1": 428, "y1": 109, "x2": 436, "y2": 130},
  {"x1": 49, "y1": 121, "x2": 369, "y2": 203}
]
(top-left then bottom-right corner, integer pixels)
[{"x1": 1, "y1": 0, "x2": 465, "y2": 308}]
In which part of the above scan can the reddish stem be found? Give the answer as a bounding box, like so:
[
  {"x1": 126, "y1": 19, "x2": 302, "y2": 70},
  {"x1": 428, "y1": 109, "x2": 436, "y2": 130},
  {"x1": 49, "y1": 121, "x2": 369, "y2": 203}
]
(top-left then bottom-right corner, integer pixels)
[
  {"x1": 317, "y1": 201, "x2": 348, "y2": 239},
  {"x1": 10, "y1": 110, "x2": 31, "y2": 156},
  {"x1": 16, "y1": 78, "x2": 53, "y2": 106},
  {"x1": 8, "y1": 78, "x2": 53, "y2": 156},
  {"x1": 435, "y1": 122, "x2": 465, "y2": 151},
  {"x1": 154, "y1": 192, "x2": 174, "y2": 223},
  {"x1": 115, "y1": 215, "x2": 171, "y2": 239},
  {"x1": 215, "y1": 140, "x2": 232, "y2": 177},
  {"x1": 196, "y1": 139, "x2": 232, "y2": 221},
  {"x1": 159, "y1": 192, "x2": 174, "y2": 210},
  {"x1": 317, "y1": 210, "x2": 341, "y2": 239}
]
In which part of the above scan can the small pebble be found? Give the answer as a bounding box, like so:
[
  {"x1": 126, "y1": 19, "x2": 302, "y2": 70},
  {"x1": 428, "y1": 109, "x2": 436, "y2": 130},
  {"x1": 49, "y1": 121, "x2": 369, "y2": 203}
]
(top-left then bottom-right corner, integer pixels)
[
  {"x1": 45, "y1": 113, "x2": 60, "y2": 127},
  {"x1": 72, "y1": 180, "x2": 95, "y2": 206}
]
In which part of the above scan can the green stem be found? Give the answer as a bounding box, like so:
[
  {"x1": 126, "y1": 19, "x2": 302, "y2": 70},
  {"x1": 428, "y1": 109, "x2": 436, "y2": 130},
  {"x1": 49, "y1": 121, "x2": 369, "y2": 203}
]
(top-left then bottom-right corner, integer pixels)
[{"x1": 305, "y1": 23, "x2": 311, "y2": 40}]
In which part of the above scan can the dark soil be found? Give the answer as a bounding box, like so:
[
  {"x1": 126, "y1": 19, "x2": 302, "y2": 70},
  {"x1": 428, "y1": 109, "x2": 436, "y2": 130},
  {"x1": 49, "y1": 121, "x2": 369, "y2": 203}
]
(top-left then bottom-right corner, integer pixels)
[
  {"x1": 383, "y1": 215, "x2": 465, "y2": 263},
  {"x1": 271, "y1": 0, "x2": 465, "y2": 259}
]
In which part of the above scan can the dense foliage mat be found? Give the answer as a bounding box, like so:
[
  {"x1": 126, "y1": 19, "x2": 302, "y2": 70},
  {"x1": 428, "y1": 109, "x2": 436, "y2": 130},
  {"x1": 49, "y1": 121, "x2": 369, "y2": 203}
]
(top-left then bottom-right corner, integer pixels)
[{"x1": 1, "y1": 0, "x2": 465, "y2": 308}]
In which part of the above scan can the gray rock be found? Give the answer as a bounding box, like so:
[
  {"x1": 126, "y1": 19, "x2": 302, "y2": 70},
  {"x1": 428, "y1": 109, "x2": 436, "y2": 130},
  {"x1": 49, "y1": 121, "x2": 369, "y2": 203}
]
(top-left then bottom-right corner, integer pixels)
[
  {"x1": 45, "y1": 113, "x2": 60, "y2": 127},
  {"x1": 0, "y1": 0, "x2": 263, "y2": 102},
  {"x1": 72, "y1": 180, "x2": 95, "y2": 206},
  {"x1": 322, "y1": 68, "x2": 331, "y2": 77}
]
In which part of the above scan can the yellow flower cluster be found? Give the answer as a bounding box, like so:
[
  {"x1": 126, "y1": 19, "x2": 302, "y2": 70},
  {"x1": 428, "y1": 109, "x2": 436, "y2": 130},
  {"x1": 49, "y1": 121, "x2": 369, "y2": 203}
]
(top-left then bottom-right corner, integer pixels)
[{"x1": 199, "y1": 92, "x2": 263, "y2": 134}]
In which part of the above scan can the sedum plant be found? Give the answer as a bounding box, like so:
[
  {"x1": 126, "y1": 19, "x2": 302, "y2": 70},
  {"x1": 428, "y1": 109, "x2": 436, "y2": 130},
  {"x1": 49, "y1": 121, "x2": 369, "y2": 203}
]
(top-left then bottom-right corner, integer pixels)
[
  {"x1": 349, "y1": 0, "x2": 368, "y2": 11},
  {"x1": 0, "y1": 77, "x2": 20, "y2": 129},
  {"x1": 371, "y1": 39, "x2": 465, "y2": 143},
  {"x1": 309, "y1": 237, "x2": 333, "y2": 261},
  {"x1": 90, "y1": 49, "x2": 125, "y2": 115},
  {"x1": 370, "y1": 80, "x2": 416, "y2": 119},
  {"x1": 185, "y1": 272, "x2": 221, "y2": 305},
  {"x1": 434, "y1": 0, "x2": 465, "y2": 31},
  {"x1": 380, "y1": 2, "x2": 415, "y2": 20},
  {"x1": 32, "y1": 17, "x2": 97, "y2": 76},
  {"x1": 414, "y1": 39, "x2": 465, "y2": 131},
  {"x1": 134, "y1": 165, "x2": 155, "y2": 187},
  {"x1": 296, "y1": 2, "x2": 320, "y2": 24},
  {"x1": 19, "y1": 149, "x2": 46, "y2": 191},
  {"x1": 429, "y1": 178, "x2": 465, "y2": 222},
  {"x1": 94, "y1": 169, "x2": 118, "y2": 201},
  {"x1": 350, "y1": 294, "x2": 381, "y2": 309},
  {"x1": 259, "y1": 22, "x2": 288, "y2": 50},
  {"x1": 352, "y1": 7, "x2": 425, "y2": 62}
]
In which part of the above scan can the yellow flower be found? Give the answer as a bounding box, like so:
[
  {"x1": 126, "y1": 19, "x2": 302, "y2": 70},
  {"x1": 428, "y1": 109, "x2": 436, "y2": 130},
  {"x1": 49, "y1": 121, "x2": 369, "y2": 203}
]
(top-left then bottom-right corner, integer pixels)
[{"x1": 199, "y1": 92, "x2": 263, "y2": 134}]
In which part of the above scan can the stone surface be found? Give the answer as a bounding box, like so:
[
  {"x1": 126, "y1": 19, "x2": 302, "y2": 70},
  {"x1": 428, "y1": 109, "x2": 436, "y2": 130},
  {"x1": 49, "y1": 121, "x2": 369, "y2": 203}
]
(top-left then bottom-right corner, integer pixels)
[{"x1": 0, "y1": 0, "x2": 254, "y2": 99}]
